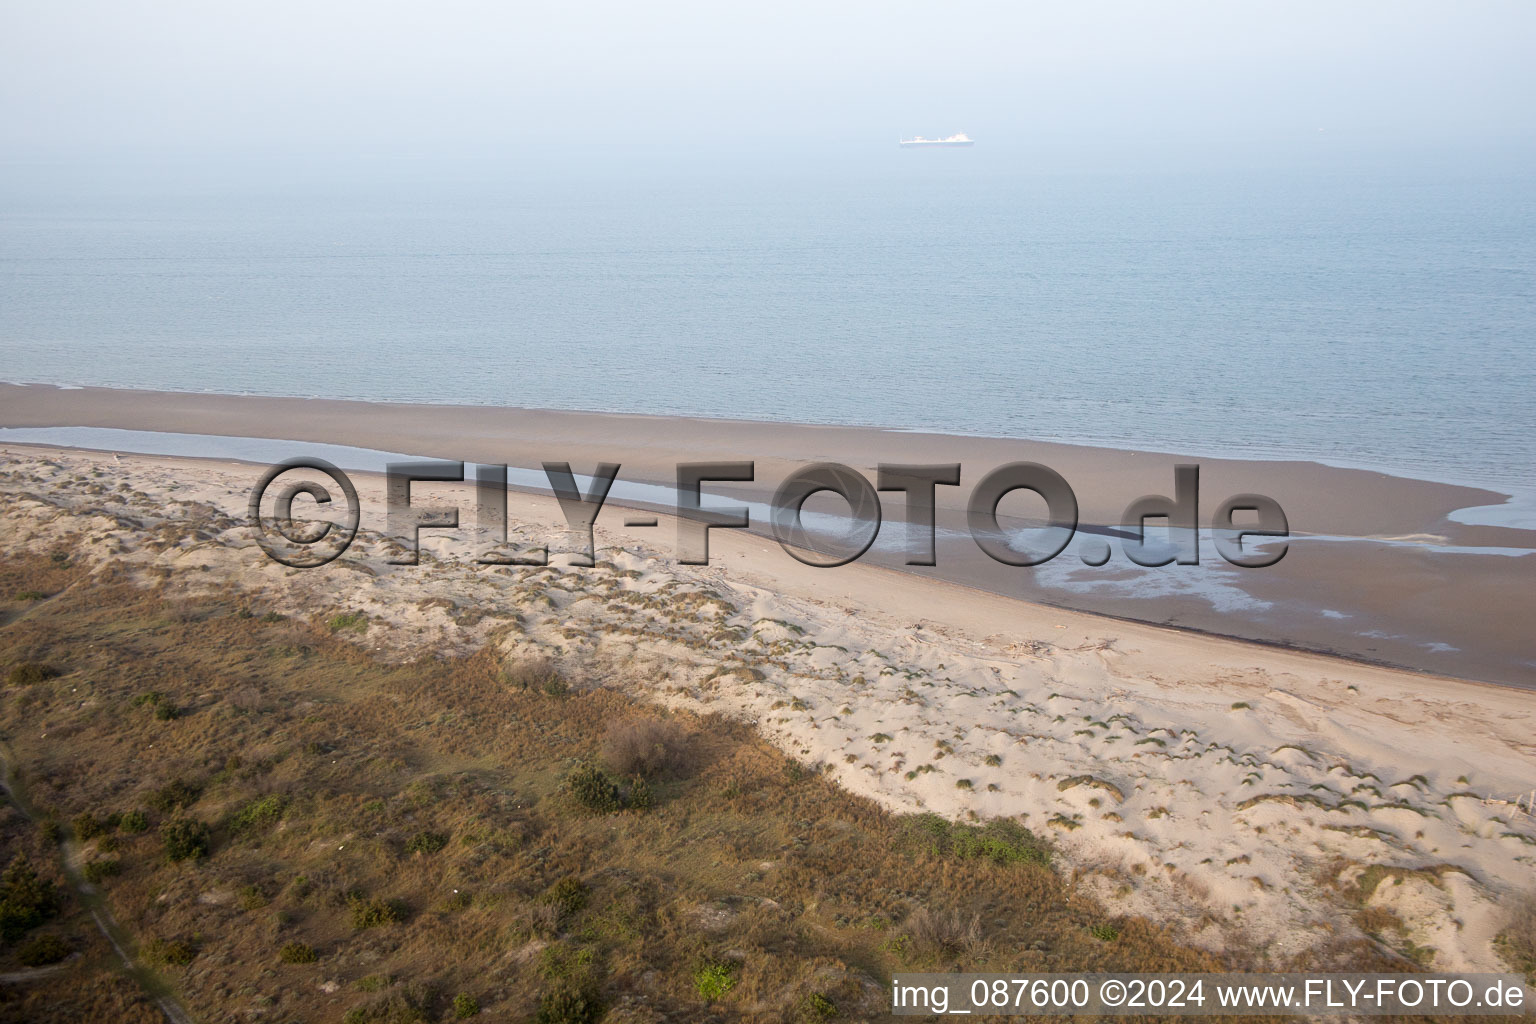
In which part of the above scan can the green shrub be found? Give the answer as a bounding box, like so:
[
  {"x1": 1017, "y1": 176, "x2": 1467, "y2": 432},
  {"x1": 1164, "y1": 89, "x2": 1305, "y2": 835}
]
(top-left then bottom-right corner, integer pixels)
[
  {"x1": 902, "y1": 813, "x2": 1050, "y2": 867},
  {"x1": 567, "y1": 763, "x2": 622, "y2": 813},
  {"x1": 14, "y1": 590, "x2": 46, "y2": 601},
  {"x1": 0, "y1": 856, "x2": 61, "y2": 942},
  {"x1": 1088, "y1": 922, "x2": 1120, "y2": 942},
  {"x1": 534, "y1": 983, "x2": 603, "y2": 1024},
  {"x1": 801, "y1": 992, "x2": 839, "y2": 1021},
  {"x1": 72, "y1": 813, "x2": 104, "y2": 842},
  {"x1": 119, "y1": 810, "x2": 150, "y2": 834},
  {"x1": 626, "y1": 775, "x2": 653, "y2": 810},
  {"x1": 349, "y1": 895, "x2": 406, "y2": 930},
  {"x1": 405, "y1": 830, "x2": 448, "y2": 855},
  {"x1": 7, "y1": 663, "x2": 60, "y2": 685},
  {"x1": 693, "y1": 958, "x2": 736, "y2": 1001},
  {"x1": 452, "y1": 992, "x2": 481, "y2": 1018},
  {"x1": 327, "y1": 611, "x2": 368, "y2": 633},
  {"x1": 279, "y1": 941, "x2": 317, "y2": 964},
  {"x1": 154, "y1": 702, "x2": 180, "y2": 720},
  {"x1": 229, "y1": 795, "x2": 286, "y2": 833},
  {"x1": 238, "y1": 884, "x2": 269, "y2": 911},
  {"x1": 82, "y1": 859, "x2": 122, "y2": 884},
  {"x1": 984, "y1": 754, "x2": 1003, "y2": 767},
  {"x1": 542, "y1": 877, "x2": 588, "y2": 920},
  {"x1": 160, "y1": 819, "x2": 211, "y2": 862},
  {"x1": 144, "y1": 937, "x2": 196, "y2": 966},
  {"x1": 146, "y1": 778, "x2": 202, "y2": 814},
  {"x1": 16, "y1": 933, "x2": 71, "y2": 966},
  {"x1": 542, "y1": 676, "x2": 570, "y2": 697}
]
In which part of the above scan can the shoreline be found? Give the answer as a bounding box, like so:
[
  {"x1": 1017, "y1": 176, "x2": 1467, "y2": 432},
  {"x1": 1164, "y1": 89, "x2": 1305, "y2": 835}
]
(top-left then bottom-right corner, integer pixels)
[
  {"x1": 3, "y1": 383, "x2": 1534, "y2": 688},
  {"x1": 8, "y1": 381, "x2": 1532, "y2": 518}
]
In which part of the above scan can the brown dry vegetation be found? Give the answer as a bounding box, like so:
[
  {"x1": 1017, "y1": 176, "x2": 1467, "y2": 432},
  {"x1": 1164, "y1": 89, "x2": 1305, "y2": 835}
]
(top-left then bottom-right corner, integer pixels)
[{"x1": 0, "y1": 549, "x2": 1365, "y2": 1023}]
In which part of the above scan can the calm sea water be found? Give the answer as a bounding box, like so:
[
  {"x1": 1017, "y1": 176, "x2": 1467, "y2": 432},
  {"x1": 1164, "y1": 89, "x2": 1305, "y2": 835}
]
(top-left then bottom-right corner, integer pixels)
[{"x1": 2, "y1": 162, "x2": 1533, "y2": 495}]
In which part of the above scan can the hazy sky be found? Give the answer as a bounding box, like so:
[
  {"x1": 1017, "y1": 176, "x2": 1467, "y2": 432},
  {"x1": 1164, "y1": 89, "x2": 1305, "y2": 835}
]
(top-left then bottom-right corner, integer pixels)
[{"x1": 2, "y1": 0, "x2": 1533, "y2": 172}]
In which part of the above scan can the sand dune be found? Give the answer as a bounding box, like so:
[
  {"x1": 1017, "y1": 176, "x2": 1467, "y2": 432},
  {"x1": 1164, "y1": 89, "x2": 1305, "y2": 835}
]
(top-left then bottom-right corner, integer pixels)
[{"x1": 3, "y1": 443, "x2": 1533, "y2": 973}]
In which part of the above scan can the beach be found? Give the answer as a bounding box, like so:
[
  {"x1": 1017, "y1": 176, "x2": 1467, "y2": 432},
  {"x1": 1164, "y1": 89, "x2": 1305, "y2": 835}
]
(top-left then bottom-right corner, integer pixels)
[
  {"x1": 2, "y1": 436, "x2": 1533, "y2": 974},
  {"x1": 4, "y1": 382, "x2": 1534, "y2": 688}
]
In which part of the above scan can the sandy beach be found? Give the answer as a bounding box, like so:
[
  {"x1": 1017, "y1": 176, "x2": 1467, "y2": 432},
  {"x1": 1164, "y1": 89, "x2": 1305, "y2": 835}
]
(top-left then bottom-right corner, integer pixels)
[
  {"x1": 3, "y1": 383, "x2": 1534, "y2": 688},
  {"x1": 2, "y1": 440, "x2": 1533, "y2": 975}
]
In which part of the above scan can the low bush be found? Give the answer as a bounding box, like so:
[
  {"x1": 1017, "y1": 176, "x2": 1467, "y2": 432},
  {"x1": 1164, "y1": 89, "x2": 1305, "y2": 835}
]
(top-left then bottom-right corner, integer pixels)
[
  {"x1": 72, "y1": 813, "x2": 105, "y2": 842},
  {"x1": 349, "y1": 895, "x2": 407, "y2": 930},
  {"x1": 279, "y1": 941, "x2": 317, "y2": 964},
  {"x1": 405, "y1": 830, "x2": 448, "y2": 855},
  {"x1": 160, "y1": 819, "x2": 211, "y2": 862},
  {"x1": 144, "y1": 937, "x2": 197, "y2": 967},
  {"x1": 0, "y1": 856, "x2": 61, "y2": 941},
  {"x1": 16, "y1": 933, "x2": 71, "y2": 966},
  {"x1": 118, "y1": 810, "x2": 150, "y2": 834},
  {"x1": 452, "y1": 992, "x2": 480, "y2": 1018},
  {"x1": 146, "y1": 778, "x2": 202, "y2": 814},
  {"x1": 600, "y1": 717, "x2": 689, "y2": 777},
  {"x1": 567, "y1": 763, "x2": 623, "y2": 813},
  {"x1": 902, "y1": 813, "x2": 1050, "y2": 867},
  {"x1": 534, "y1": 982, "x2": 603, "y2": 1024},
  {"x1": 7, "y1": 663, "x2": 60, "y2": 685},
  {"x1": 82, "y1": 859, "x2": 122, "y2": 884},
  {"x1": 228, "y1": 794, "x2": 286, "y2": 833}
]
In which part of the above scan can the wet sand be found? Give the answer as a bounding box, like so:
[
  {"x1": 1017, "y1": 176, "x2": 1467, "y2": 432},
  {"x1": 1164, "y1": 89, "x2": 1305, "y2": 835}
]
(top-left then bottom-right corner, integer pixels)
[{"x1": 3, "y1": 382, "x2": 1533, "y2": 686}]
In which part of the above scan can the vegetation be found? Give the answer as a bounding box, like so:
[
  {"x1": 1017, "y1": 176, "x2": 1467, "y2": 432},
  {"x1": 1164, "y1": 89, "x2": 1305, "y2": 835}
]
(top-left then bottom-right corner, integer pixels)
[
  {"x1": 0, "y1": 855, "x2": 61, "y2": 941},
  {"x1": 7, "y1": 662, "x2": 60, "y2": 685},
  {"x1": 0, "y1": 550, "x2": 1316, "y2": 1021},
  {"x1": 160, "y1": 818, "x2": 211, "y2": 862},
  {"x1": 17, "y1": 933, "x2": 72, "y2": 966},
  {"x1": 279, "y1": 941, "x2": 318, "y2": 964}
]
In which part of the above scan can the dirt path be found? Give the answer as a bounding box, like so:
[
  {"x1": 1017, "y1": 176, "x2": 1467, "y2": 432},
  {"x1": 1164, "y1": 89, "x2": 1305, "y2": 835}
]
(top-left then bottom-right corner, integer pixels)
[{"x1": 0, "y1": 738, "x2": 195, "y2": 1024}]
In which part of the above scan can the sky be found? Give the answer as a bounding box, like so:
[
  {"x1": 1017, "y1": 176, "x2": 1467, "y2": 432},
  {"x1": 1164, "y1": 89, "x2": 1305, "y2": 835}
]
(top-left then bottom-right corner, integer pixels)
[{"x1": 1, "y1": 1, "x2": 1533, "y2": 174}]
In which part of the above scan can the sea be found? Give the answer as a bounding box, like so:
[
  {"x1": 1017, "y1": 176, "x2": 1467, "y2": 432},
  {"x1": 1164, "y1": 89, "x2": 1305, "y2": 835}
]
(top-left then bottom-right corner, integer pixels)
[{"x1": 2, "y1": 157, "x2": 1533, "y2": 499}]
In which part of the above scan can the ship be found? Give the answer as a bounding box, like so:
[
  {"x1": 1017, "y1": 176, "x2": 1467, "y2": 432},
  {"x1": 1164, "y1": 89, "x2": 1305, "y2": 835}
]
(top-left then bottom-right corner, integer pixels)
[{"x1": 899, "y1": 133, "x2": 974, "y2": 148}]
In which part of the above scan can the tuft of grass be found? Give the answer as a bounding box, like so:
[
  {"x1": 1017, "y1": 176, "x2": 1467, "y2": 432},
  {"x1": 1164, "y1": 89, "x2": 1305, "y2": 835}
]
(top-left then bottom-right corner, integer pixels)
[
  {"x1": 1089, "y1": 922, "x2": 1120, "y2": 942},
  {"x1": 905, "y1": 905, "x2": 981, "y2": 954},
  {"x1": 326, "y1": 611, "x2": 369, "y2": 633},
  {"x1": 541, "y1": 877, "x2": 588, "y2": 921},
  {"x1": 692, "y1": 957, "x2": 737, "y2": 1002},
  {"x1": 228, "y1": 794, "x2": 286, "y2": 833}
]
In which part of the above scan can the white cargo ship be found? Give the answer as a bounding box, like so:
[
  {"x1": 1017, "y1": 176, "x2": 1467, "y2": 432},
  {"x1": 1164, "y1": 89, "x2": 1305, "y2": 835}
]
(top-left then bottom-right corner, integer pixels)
[{"x1": 899, "y1": 133, "x2": 974, "y2": 148}]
